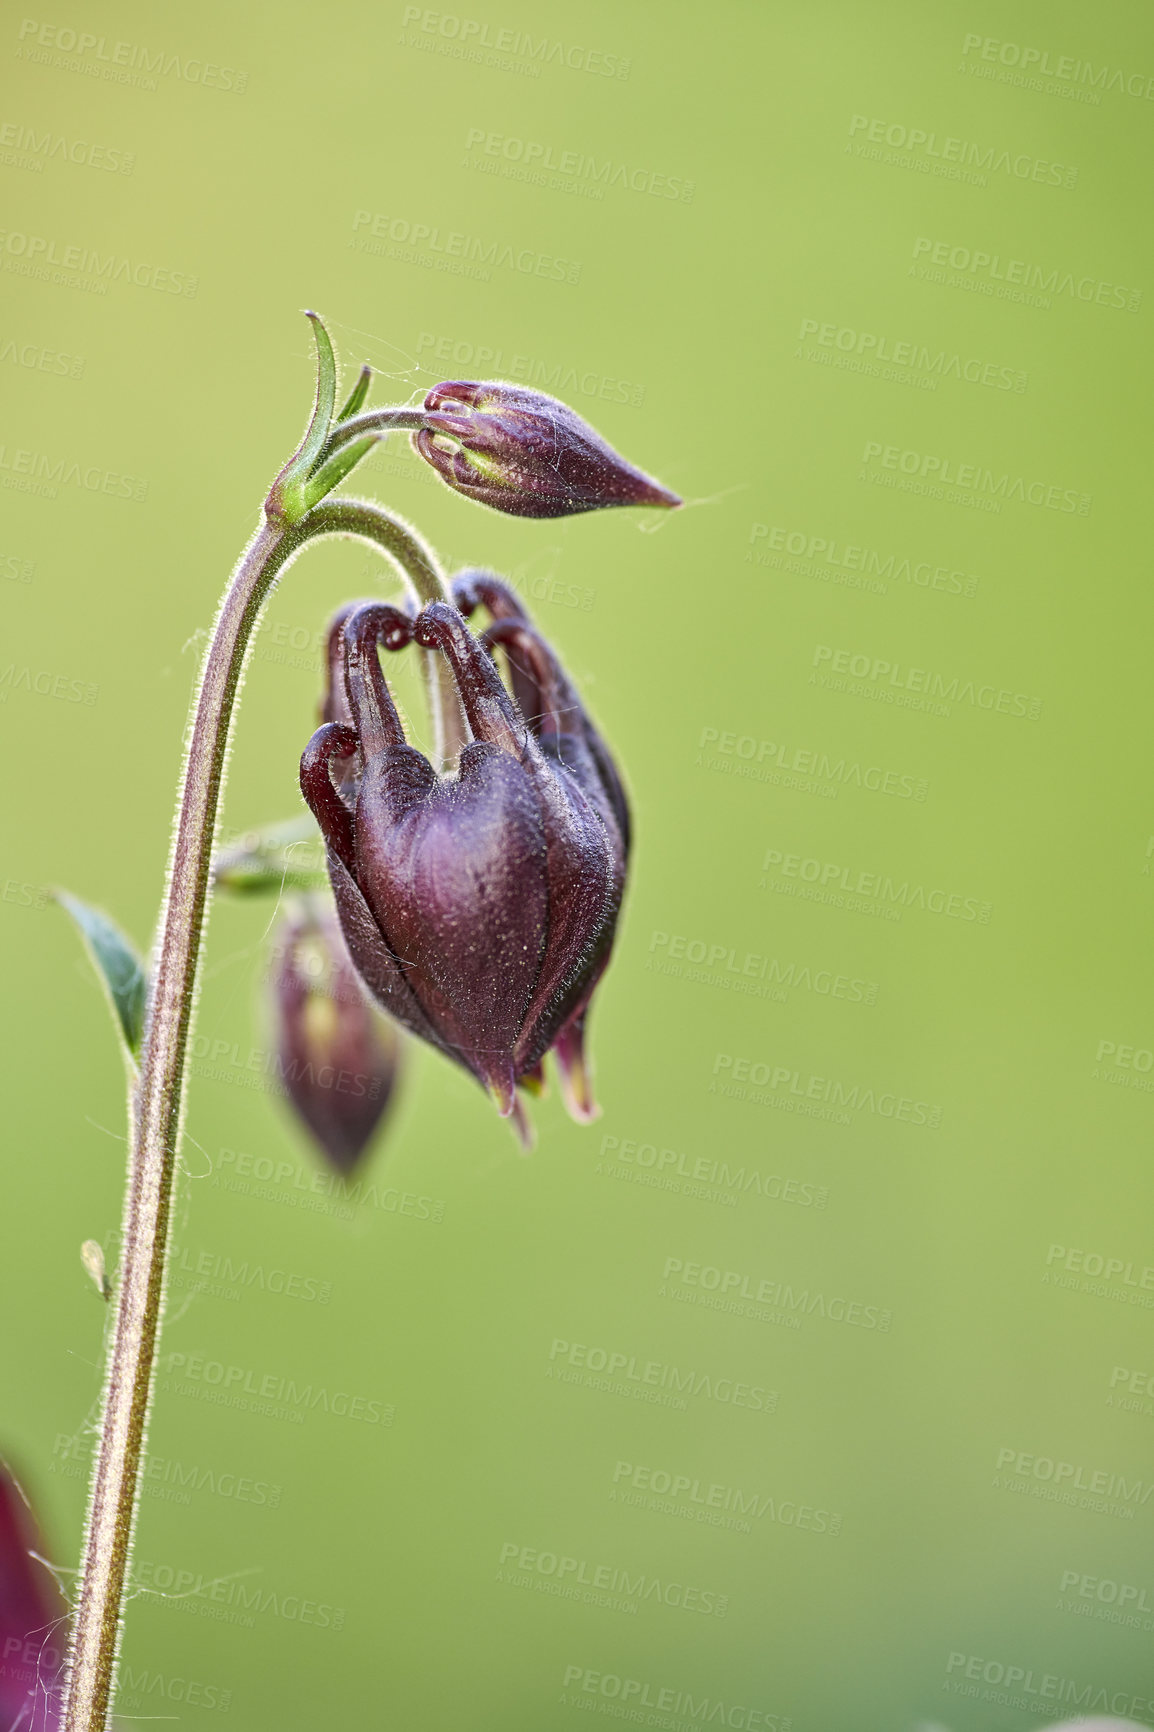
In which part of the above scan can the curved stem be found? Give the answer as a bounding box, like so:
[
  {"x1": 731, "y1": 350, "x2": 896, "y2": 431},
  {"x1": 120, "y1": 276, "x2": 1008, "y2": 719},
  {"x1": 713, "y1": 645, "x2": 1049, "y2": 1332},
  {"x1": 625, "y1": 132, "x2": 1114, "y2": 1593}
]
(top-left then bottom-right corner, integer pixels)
[
  {"x1": 316, "y1": 406, "x2": 426, "y2": 466},
  {"x1": 61, "y1": 487, "x2": 457, "y2": 1732},
  {"x1": 61, "y1": 516, "x2": 304, "y2": 1732},
  {"x1": 305, "y1": 497, "x2": 466, "y2": 768}
]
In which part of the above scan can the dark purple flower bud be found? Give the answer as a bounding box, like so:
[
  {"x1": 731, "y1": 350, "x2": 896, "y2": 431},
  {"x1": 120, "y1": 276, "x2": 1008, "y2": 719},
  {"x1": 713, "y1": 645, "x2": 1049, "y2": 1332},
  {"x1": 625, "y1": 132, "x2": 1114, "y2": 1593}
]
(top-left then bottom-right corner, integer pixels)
[
  {"x1": 413, "y1": 381, "x2": 682, "y2": 519},
  {"x1": 273, "y1": 899, "x2": 402, "y2": 1173},
  {"x1": 0, "y1": 1462, "x2": 66, "y2": 1732},
  {"x1": 299, "y1": 586, "x2": 628, "y2": 1142}
]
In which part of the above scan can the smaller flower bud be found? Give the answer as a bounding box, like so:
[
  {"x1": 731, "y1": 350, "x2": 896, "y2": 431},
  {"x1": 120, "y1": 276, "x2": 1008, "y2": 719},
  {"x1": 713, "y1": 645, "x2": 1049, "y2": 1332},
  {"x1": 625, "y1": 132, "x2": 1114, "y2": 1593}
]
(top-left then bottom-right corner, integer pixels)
[
  {"x1": 272, "y1": 899, "x2": 402, "y2": 1173},
  {"x1": 414, "y1": 381, "x2": 682, "y2": 519}
]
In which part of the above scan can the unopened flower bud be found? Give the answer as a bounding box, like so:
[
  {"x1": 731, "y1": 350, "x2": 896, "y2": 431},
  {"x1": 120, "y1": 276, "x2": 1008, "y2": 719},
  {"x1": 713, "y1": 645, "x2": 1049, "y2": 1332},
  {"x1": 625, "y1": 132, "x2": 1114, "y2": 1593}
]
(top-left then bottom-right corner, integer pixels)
[
  {"x1": 273, "y1": 899, "x2": 402, "y2": 1173},
  {"x1": 414, "y1": 380, "x2": 681, "y2": 518}
]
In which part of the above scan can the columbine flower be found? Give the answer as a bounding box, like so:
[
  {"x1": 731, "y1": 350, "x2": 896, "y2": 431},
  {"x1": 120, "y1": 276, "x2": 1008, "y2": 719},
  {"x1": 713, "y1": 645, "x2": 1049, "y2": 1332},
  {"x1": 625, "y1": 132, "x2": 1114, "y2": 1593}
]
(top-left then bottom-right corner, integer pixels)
[
  {"x1": 413, "y1": 381, "x2": 682, "y2": 518},
  {"x1": 0, "y1": 1462, "x2": 66, "y2": 1732},
  {"x1": 299, "y1": 580, "x2": 627, "y2": 1142},
  {"x1": 272, "y1": 898, "x2": 403, "y2": 1174}
]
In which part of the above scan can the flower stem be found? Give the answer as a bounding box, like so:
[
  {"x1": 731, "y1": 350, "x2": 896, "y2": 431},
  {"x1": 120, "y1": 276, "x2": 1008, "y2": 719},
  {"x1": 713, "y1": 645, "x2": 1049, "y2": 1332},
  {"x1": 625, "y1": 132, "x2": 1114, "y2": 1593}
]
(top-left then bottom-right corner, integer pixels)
[
  {"x1": 61, "y1": 494, "x2": 456, "y2": 1732},
  {"x1": 315, "y1": 406, "x2": 425, "y2": 467},
  {"x1": 306, "y1": 496, "x2": 464, "y2": 765}
]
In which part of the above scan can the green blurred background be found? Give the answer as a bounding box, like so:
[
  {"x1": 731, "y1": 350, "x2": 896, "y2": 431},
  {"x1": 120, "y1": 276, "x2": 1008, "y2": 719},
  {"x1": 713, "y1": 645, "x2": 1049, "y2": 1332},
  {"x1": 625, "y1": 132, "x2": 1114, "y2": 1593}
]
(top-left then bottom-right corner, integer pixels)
[{"x1": 3, "y1": 1, "x2": 1154, "y2": 1727}]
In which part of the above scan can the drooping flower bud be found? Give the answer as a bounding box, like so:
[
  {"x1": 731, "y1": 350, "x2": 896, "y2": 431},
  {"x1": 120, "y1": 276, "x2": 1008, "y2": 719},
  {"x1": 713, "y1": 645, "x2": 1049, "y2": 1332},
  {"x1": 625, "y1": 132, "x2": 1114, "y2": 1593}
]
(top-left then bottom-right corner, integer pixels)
[
  {"x1": 299, "y1": 583, "x2": 628, "y2": 1142},
  {"x1": 0, "y1": 1462, "x2": 66, "y2": 1732},
  {"x1": 413, "y1": 381, "x2": 681, "y2": 518},
  {"x1": 272, "y1": 898, "x2": 402, "y2": 1173}
]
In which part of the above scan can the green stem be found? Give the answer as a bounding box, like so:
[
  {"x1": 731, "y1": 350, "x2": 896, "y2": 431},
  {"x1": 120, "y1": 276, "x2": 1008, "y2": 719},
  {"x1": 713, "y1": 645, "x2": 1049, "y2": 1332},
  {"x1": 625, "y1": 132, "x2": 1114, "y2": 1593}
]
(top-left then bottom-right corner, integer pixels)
[
  {"x1": 306, "y1": 496, "x2": 464, "y2": 765},
  {"x1": 60, "y1": 494, "x2": 457, "y2": 1732},
  {"x1": 315, "y1": 406, "x2": 426, "y2": 467}
]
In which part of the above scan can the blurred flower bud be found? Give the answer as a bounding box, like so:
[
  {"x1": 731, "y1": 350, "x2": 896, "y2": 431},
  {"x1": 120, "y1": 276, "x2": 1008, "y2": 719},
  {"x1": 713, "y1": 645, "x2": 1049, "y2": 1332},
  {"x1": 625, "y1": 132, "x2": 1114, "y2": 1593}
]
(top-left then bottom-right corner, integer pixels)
[
  {"x1": 413, "y1": 380, "x2": 681, "y2": 519},
  {"x1": 0, "y1": 1462, "x2": 66, "y2": 1732},
  {"x1": 300, "y1": 585, "x2": 628, "y2": 1144},
  {"x1": 273, "y1": 898, "x2": 402, "y2": 1173}
]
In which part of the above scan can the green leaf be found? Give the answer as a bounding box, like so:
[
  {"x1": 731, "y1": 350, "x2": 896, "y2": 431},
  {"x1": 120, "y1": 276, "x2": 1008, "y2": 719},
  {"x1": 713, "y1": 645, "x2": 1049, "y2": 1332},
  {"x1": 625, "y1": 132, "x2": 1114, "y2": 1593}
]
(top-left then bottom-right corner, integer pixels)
[
  {"x1": 296, "y1": 311, "x2": 338, "y2": 478},
  {"x1": 268, "y1": 313, "x2": 339, "y2": 524},
  {"x1": 55, "y1": 891, "x2": 147, "y2": 1062},
  {"x1": 334, "y1": 363, "x2": 372, "y2": 428},
  {"x1": 212, "y1": 818, "x2": 328, "y2": 897},
  {"x1": 301, "y1": 435, "x2": 380, "y2": 513}
]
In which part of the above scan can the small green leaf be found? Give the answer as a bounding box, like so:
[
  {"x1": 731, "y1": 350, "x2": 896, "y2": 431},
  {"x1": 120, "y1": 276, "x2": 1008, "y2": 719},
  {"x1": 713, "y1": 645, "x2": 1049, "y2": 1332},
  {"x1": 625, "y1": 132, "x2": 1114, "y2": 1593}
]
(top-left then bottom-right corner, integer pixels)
[
  {"x1": 213, "y1": 818, "x2": 328, "y2": 897},
  {"x1": 267, "y1": 313, "x2": 339, "y2": 525},
  {"x1": 296, "y1": 312, "x2": 338, "y2": 479},
  {"x1": 301, "y1": 435, "x2": 380, "y2": 513},
  {"x1": 216, "y1": 861, "x2": 329, "y2": 896},
  {"x1": 55, "y1": 891, "x2": 147, "y2": 1061},
  {"x1": 334, "y1": 363, "x2": 372, "y2": 428}
]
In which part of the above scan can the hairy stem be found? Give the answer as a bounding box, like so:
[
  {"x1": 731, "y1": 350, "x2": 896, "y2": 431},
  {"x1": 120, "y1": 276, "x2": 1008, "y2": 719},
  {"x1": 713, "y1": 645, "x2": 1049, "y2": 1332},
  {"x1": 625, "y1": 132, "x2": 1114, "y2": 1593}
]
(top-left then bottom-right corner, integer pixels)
[
  {"x1": 306, "y1": 496, "x2": 464, "y2": 765},
  {"x1": 61, "y1": 517, "x2": 305, "y2": 1732},
  {"x1": 316, "y1": 406, "x2": 425, "y2": 466},
  {"x1": 61, "y1": 491, "x2": 457, "y2": 1732}
]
